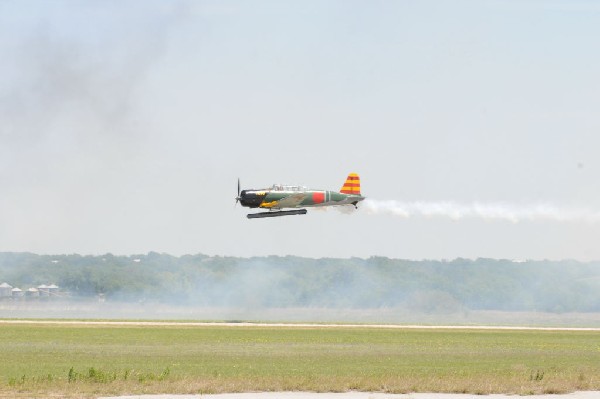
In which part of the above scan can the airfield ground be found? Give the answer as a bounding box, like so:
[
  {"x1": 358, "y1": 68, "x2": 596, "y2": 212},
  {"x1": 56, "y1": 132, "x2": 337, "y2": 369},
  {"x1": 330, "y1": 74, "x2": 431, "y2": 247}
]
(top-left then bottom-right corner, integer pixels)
[
  {"x1": 99, "y1": 391, "x2": 600, "y2": 399},
  {"x1": 1, "y1": 321, "x2": 600, "y2": 398},
  {"x1": 98, "y1": 392, "x2": 600, "y2": 399}
]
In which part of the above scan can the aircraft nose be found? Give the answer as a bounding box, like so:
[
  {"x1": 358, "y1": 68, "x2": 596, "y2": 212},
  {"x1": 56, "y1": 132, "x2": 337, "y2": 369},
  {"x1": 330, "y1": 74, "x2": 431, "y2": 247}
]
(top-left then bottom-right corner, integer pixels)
[{"x1": 239, "y1": 190, "x2": 265, "y2": 208}]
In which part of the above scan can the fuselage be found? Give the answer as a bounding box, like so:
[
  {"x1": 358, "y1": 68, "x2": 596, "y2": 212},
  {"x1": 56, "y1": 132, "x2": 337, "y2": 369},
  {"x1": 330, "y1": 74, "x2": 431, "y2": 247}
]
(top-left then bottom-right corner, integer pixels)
[{"x1": 239, "y1": 184, "x2": 365, "y2": 210}]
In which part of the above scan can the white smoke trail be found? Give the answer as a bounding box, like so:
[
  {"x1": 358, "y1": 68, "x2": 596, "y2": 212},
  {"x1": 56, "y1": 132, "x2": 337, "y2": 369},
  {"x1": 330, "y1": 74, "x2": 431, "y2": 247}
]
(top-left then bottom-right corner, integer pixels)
[{"x1": 362, "y1": 199, "x2": 600, "y2": 223}]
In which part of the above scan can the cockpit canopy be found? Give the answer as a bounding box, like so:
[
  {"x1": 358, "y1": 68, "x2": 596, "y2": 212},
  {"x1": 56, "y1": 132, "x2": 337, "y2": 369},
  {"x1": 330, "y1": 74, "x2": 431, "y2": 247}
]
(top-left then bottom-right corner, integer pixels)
[{"x1": 271, "y1": 184, "x2": 308, "y2": 192}]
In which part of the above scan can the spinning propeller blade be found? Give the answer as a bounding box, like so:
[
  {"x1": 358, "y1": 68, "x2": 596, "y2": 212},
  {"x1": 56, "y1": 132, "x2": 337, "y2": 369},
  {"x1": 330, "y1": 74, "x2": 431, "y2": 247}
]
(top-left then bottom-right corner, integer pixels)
[{"x1": 235, "y1": 178, "x2": 241, "y2": 205}]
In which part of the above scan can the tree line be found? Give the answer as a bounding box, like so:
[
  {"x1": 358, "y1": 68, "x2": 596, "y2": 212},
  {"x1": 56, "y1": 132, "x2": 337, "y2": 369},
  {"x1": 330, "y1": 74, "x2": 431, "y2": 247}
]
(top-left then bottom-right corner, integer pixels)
[{"x1": 0, "y1": 252, "x2": 599, "y2": 313}]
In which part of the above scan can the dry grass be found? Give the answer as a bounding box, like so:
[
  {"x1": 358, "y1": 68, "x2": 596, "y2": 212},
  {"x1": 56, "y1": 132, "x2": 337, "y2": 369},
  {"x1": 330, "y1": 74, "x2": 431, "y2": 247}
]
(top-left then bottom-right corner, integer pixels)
[{"x1": 0, "y1": 323, "x2": 599, "y2": 397}]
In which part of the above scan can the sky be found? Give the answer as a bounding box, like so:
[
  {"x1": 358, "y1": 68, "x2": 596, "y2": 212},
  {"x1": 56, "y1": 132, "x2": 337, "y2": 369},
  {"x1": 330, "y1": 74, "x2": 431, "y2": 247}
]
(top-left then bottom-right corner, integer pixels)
[{"x1": 1, "y1": 0, "x2": 600, "y2": 260}]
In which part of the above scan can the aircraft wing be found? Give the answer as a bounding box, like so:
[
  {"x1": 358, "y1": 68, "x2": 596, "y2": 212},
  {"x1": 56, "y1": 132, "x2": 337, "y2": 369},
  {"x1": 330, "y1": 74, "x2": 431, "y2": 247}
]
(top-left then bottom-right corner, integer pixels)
[{"x1": 276, "y1": 193, "x2": 307, "y2": 208}]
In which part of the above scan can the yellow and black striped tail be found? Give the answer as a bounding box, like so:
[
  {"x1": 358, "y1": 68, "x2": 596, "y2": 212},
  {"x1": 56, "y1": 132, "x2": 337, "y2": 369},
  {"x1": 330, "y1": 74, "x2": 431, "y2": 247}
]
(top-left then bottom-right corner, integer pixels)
[{"x1": 340, "y1": 173, "x2": 361, "y2": 195}]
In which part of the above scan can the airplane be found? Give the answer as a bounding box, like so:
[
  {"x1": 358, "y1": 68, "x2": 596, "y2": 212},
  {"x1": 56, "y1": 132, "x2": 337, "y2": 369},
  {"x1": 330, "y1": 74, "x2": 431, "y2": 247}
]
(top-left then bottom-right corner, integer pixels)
[{"x1": 236, "y1": 173, "x2": 365, "y2": 219}]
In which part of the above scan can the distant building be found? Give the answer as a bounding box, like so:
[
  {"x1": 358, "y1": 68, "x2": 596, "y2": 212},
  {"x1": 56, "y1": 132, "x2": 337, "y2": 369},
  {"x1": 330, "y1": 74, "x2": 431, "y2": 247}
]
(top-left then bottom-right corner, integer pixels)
[
  {"x1": 26, "y1": 288, "x2": 39, "y2": 298},
  {"x1": 11, "y1": 288, "x2": 23, "y2": 298},
  {"x1": 48, "y1": 284, "x2": 59, "y2": 296},
  {"x1": 37, "y1": 284, "x2": 50, "y2": 297},
  {"x1": 0, "y1": 282, "x2": 12, "y2": 297}
]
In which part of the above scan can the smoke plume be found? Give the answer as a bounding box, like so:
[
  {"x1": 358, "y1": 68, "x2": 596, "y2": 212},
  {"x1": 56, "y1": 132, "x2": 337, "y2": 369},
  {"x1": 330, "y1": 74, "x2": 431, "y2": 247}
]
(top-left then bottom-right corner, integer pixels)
[{"x1": 362, "y1": 199, "x2": 600, "y2": 223}]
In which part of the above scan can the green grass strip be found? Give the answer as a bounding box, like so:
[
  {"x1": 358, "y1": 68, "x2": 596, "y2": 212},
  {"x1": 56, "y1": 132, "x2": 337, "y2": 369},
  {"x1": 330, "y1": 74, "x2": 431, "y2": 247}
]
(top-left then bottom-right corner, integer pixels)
[{"x1": 1, "y1": 324, "x2": 599, "y2": 397}]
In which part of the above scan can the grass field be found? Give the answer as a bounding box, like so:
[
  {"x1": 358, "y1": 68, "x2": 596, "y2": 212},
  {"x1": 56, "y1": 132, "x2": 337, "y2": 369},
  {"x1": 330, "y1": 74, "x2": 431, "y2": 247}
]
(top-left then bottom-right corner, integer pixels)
[{"x1": 1, "y1": 322, "x2": 599, "y2": 398}]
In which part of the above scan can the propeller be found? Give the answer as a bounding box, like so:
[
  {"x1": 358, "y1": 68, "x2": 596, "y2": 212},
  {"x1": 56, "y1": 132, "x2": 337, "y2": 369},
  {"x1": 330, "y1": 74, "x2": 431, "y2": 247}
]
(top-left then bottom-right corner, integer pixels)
[{"x1": 235, "y1": 178, "x2": 241, "y2": 205}]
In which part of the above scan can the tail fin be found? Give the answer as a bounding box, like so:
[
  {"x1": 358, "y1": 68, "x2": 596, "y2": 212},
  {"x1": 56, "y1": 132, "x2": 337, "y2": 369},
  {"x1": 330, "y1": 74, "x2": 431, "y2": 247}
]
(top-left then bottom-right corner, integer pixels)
[{"x1": 340, "y1": 173, "x2": 361, "y2": 195}]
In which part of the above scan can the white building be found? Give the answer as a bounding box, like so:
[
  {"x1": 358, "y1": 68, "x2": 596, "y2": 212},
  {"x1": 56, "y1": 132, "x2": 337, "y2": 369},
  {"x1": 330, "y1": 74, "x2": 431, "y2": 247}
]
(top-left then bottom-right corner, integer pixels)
[{"x1": 0, "y1": 282, "x2": 12, "y2": 297}]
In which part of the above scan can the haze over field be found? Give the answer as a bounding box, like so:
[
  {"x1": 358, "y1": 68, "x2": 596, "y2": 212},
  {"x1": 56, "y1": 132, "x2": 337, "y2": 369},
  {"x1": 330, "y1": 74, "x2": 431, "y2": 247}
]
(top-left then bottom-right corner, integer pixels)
[
  {"x1": 2, "y1": 1, "x2": 600, "y2": 260},
  {"x1": 1, "y1": 253, "x2": 600, "y2": 325}
]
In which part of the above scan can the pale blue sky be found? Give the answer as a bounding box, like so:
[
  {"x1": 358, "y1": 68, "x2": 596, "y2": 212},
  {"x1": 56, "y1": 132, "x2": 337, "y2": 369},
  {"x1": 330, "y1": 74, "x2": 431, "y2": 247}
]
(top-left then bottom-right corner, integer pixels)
[{"x1": 1, "y1": 1, "x2": 600, "y2": 259}]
